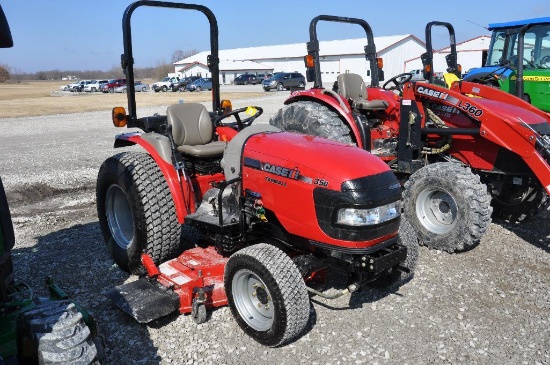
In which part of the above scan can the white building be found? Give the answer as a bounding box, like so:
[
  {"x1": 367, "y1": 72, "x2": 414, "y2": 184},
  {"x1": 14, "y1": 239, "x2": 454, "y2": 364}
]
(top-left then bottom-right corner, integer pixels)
[
  {"x1": 174, "y1": 35, "x2": 427, "y2": 85},
  {"x1": 404, "y1": 35, "x2": 491, "y2": 76}
]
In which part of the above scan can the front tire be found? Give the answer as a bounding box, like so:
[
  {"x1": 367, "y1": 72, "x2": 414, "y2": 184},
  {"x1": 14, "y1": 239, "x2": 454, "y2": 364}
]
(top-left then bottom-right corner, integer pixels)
[
  {"x1": 402, "y1": 163, "x2": 492, "y2": 252},
  {"x1": 17, "y1": 300, "x2": 103, "y2": 364},
  {"x1": 269, "y1": 100, "x2": 353, "y2": 144},
  {"x1": 161, "y1": 85, "x2": 168, "y2": 92},
  {"x1": 369, "y1": 217, "x2": 419, "y2": 288},
  {"x1": 96, "y1": 152, "x2": 181, "y2": 274},
  {"x1": 225, "y1": 244, "x2": 310, "y2": 347}
]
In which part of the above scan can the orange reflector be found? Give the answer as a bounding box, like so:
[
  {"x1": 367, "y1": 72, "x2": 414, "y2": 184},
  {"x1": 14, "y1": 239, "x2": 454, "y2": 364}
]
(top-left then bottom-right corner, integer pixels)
[
  {"x1": 220, "y1": 99, "x2": 232, "y2": 114},
  {"x1": 377, "y1": 57, "x2": 384, "y2": 69},
  {"x1": 112, "y1": 107, "x2": 127, "y2": 127},
  {"x1": 457, "y1": 64, "x2": 462, "y2": 73},
  {"x1": 304, "y1": 55, "x2": 315, "y2": 68},
  {"x1": 424, "y1": 64, "x2": 432, "y2": 73}
]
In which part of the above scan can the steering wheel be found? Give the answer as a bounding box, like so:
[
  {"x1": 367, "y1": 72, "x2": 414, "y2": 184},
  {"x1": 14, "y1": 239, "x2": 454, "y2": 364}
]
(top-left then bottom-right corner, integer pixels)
[
  {"x1": 213, "y1": 106, "x2": 263, "y2": 131},
  {"x1": 383, "y1": 73, "x2": 413, "y2": 93},
  {"x1": 539, "y1": 55, "x2": 550, "y2": 67}
]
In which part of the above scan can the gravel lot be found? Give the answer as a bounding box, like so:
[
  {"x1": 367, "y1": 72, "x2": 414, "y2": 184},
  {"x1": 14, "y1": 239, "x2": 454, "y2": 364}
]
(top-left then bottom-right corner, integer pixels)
[{"x1": 1, "y1": 89, "x2": 549, "y2": 365}]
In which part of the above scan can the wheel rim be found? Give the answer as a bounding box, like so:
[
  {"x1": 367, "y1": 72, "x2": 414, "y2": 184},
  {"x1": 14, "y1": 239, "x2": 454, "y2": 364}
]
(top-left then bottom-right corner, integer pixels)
[
  {"x1": 105, "y1": 184, "x2": 134, "y2": 249},
  {"x1": 277, "y1": 83, "x2": 283, "y2": 91},
  {"x1": 232, "y1": 269, "x2": 274, "y2": 331},
  {"x1": 415, "y1": 188, "x2": 457, "y2": 234}
]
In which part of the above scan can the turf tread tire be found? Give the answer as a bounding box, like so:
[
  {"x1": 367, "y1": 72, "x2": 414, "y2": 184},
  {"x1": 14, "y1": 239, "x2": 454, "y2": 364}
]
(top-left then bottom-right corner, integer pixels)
[
  {"x1": 225, "y1": 243, "x2": 310, "y2": 347},
  {"x1": 269, "y1": 101, "x2": 353, "y2": 145},
  {"x1": 402, "y1": 163, "x2": 492, "y2": 252},
  {"x1": 96, "y1": 152, "x2": 180, "y2": 274}
]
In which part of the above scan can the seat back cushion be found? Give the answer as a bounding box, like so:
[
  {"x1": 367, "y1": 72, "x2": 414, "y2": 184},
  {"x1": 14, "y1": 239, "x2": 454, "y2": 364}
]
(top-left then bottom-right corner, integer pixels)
[{"x1": 167, "y1": 103, "x2": 213, "y2": 146}]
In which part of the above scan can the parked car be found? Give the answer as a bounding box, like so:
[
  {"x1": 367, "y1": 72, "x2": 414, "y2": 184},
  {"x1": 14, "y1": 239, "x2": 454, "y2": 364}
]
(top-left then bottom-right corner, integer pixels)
[
  {"x1": 84, "y1": 79, "x2": 108, "y2": 92},
  {"x1": 101, "y1": 78, "x2": 126, "y2": 93},
  {"x1": 68, "y1": 79, "x2": 93, "y2": 92},
  {"x1": 114, "y1": 81, "x2": 149, "y2": 93},
  {"x1": 170, "y1": 76, "x2": 201, "y2": 91},
  {"x1": 256, "y1": 73, "x2": 271, "y2": 81},
  {"x1": 234, "y1": 74, "x2": 260, "y2": 85},
  {"x1": 185, "y1": 77, "x2": 212, "y2": 91},
  {"x1": 152, "y1": 76, "x2": 180, "y2": 92},
  {"x1": 262, "y1": 72, "x2": 305, "y2": 91}
]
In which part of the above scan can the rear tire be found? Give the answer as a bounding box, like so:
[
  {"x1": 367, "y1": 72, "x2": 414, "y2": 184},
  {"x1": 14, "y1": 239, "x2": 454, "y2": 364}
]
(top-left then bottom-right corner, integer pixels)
[
  {"x1": 492, "y1": 184, "x2": 549, "y2": 223},
  {"x1": 369, "y1": 217, "x2": 419, "y2": 288},
  {"x1": 96, "y1": 152, "x2": 181, "y2": 274},
  {"x1": 225, "y1": 243, "x2": 310, "y2": 347},
  {"x1": 17, "y1": 300, "x2": 103, "y2": 365},
  {"x1": 269, "y1": 100, "x2": 353, "y2": 144},
  {"x1": 402, "y1": 163, "x2": 492, "y2": 252}
]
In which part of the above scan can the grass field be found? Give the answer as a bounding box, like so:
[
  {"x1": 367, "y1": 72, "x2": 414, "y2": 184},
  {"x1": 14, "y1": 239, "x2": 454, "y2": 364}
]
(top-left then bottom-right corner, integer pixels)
[{"x1": 0, "y1": 80, "x2": 264, "y2": 118}]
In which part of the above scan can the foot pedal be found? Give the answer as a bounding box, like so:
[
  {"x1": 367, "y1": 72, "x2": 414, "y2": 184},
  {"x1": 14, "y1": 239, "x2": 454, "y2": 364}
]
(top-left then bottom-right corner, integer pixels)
[{"x1": 105, "y1": 279, "x2": 179, "y2": 323}]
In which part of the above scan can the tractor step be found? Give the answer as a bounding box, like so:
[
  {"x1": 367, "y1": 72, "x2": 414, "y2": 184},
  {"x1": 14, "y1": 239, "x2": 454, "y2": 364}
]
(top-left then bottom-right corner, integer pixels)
[{"x1": 105, "y1": 279, "x2": 179, "y2": 323}]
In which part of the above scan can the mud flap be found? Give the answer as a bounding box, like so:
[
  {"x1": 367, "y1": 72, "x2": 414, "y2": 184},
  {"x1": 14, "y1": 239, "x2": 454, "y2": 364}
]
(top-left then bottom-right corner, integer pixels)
[{"x1": 105, "y1": 279, "x2": 179, "y2": 323}]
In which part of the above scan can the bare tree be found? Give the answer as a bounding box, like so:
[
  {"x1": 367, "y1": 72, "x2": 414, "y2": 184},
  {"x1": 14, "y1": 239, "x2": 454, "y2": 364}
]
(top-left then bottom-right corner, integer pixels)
[
  {"x1": 0, "y1": 64, "x2": 10, "y2": 83},
  {"x1": 171, "y1": 48, "x2": 199, "y2": 63}
]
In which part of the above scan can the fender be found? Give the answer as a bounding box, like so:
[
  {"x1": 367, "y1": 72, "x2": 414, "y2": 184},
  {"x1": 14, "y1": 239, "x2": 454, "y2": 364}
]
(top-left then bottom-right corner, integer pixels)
[
  {"x1": 114, "y1": 132, "x2": 194, "y2": 223},
  {"x1": 286, "y1": 89, "x2": 365, "y2": 149}
]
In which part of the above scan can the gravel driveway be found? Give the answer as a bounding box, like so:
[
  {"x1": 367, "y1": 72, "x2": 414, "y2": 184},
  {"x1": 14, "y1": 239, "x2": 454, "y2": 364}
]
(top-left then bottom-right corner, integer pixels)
[{"x1": 0, "y1": 92, "x2": 548, "y2": 365}]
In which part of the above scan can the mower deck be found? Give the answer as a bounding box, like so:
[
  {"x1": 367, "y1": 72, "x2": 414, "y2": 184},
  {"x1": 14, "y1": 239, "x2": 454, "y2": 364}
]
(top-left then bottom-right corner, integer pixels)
[{"x1": 107, "y1": 247, "x2": 228, "y2": 323}]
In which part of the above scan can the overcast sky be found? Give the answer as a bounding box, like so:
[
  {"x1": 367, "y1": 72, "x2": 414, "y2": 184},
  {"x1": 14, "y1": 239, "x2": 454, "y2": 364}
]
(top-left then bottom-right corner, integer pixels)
[{"x1": 1, "y1": 0, "x2": 549, "y2": 73}]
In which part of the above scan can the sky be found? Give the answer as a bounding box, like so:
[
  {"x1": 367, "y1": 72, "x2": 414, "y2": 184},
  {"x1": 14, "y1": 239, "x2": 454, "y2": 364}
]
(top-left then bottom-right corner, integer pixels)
[{"x1": 1, "y1": 0, "x2": 550, "y2": 73}]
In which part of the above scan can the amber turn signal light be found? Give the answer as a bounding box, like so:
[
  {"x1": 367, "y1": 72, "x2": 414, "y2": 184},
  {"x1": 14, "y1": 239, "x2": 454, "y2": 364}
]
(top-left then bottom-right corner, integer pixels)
[
  {"x1": 112, "y1": 107, "x2": 127, "y2": 127},
  {"x1": 220, "y1": 99, "x2": 232, "y2": 114},
  {"x1": 377, "y1": 57, "x2": 384, "y2": 69},
  {"x1": 304, "y1": 55, "x2": 315, "y2": 68}
]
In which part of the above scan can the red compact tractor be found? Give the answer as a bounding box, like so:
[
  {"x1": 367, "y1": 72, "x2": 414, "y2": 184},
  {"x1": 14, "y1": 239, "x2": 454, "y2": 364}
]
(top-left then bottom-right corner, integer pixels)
[
  {"x1": 96, "y1": 1, "x2": 418, "y2": 347},
  {"x1": 270, "y1": 16, "x2": 550, "y2": 253}
]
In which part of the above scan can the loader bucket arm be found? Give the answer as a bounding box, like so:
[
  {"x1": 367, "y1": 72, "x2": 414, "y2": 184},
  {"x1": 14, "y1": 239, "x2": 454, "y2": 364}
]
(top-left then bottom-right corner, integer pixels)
[
  {"x1": 402, "y1": 82, "x2": 550, "y2": 194},
  {"x1": 307, "y1": 15, "x2": 380, "y2": 87},
  {"x1": 121, "y1": 1, "x2": 220, "y2": 128}
]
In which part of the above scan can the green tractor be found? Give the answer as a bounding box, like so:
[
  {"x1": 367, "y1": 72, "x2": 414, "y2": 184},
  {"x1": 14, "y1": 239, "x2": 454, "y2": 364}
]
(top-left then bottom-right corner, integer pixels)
[
  {"x1": 464, "y1": 17, "x2": 550, "y2": 112},
  {"x1": 0, "y1": 6, "x2": 103, "y2": 365}
]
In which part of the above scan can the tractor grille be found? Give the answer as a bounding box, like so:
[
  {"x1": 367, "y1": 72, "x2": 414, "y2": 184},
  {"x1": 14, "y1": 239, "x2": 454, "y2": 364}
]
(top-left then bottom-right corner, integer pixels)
[{"x1": 313, "y1": 171, "x2": 401, "y2": 241}]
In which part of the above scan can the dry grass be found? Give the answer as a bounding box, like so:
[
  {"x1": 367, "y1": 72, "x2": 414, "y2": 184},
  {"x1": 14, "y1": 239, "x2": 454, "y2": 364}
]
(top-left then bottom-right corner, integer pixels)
[{"x1": 0, "y1": 80, "x2": 265, "y2": 118}]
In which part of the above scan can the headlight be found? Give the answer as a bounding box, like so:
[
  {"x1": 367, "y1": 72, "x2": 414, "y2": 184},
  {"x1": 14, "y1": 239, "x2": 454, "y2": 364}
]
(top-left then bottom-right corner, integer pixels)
[{"x1": 336, "y1": 201, "x2": 400, "y2": 226}]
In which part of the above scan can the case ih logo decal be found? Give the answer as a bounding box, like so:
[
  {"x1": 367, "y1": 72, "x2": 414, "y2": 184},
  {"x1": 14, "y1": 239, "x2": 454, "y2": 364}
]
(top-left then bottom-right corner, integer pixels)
[
  {"x1": 416, "y1": 86, "x2": 449, "y2": 100},
  {"x1": 262, "y1": 163, "x2": 301, "y2": 179},
  {"x1": 244, "y1": 157, "x2": 323, "y2": 186}
]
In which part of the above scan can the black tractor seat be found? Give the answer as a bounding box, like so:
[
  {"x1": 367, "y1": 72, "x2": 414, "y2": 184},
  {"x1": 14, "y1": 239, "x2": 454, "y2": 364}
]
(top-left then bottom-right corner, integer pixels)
[
  {"x1": 166, "y1": 103, "x2": 226, "y2": 158},
  {"x1": 337, "y1": 73, "x2": 388, "y2": 111}
]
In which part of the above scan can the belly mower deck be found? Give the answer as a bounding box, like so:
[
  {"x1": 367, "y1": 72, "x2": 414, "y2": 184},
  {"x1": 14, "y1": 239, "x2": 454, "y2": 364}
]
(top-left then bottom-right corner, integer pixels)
[{"x1": 106, "y1": 246, "x2": 228, "y2": 323}]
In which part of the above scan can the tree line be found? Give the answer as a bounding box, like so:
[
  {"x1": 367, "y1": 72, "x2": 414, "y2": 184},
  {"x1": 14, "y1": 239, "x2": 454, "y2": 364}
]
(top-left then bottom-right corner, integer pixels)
[{"x1": 0, "y1": 49, "x2": 198, "y2": 83}]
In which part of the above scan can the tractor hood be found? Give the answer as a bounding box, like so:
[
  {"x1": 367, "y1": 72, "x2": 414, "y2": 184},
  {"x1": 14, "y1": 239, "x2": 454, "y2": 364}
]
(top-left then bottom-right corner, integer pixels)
[
  {"x1": 242, "y1": 131, "x2": 393, "y2": 184},
  {"x1": 238, "y1": 131, "x2": 401, "y2": 249}
]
